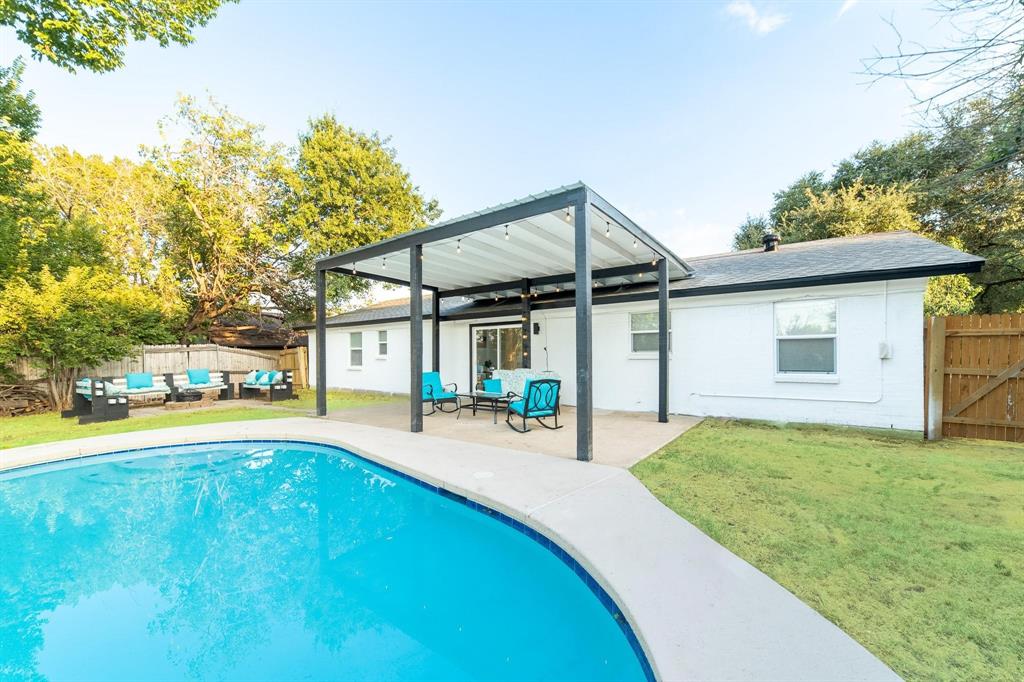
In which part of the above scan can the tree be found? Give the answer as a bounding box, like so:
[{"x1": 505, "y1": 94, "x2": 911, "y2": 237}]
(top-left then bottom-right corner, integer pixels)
[
  {"x1": 32, "y1": 146, "x2": 175, "y2": 291},
  {"x1": 732, "y1": 214, "x2": 770, "y2": 250},
  {"x1": 862, "y1": 0, "x2": 1024, "y2": 128},
  {"x1": 0, "y1": 266, "x2": 177, "y2": 408},
  {"x1": 0, "y1": 0, "x2": 233, "y2": 73},
  {"x1": 779, "y1": 180, "x2": 920, "y2": 242},
  {"x1": 290, "y1": 114, "x2": 440, "y2": 315},
  {"x1": 769, "y1": 171, "x2": 826, "y2": 228},
  {"x1": 145, "y1": 96, "x2": 296, "y2": 339}
]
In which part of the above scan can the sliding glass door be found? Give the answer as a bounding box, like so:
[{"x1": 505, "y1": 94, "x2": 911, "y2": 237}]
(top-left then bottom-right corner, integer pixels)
[{"x1": 472, "y1": 325, "x2": 523, "y2": 389}]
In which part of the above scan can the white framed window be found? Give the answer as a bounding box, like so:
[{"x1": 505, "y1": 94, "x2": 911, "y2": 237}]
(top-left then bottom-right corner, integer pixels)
[
  {"x1": 629, "y1": 311, "x2": 671, "y2": 355},
  {"x1": 349, "y1": 332, "x2": 363, "y2": 368},
  {"x1": 378, "y1": 330, "x2": 388, "y2": 357},
  {"x1": 774, "y1": 299, "x2": 837, "y2": 376}
]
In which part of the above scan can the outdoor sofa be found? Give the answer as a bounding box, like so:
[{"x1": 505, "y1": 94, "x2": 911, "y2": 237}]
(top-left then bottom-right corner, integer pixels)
[
  {"x1": 239, "y1": 370, "x2": 296, "y2": 402},
  {"x1": 62, "y1": 372, "x2": 172, "y2": 424},
  {"x1": 165, "y1": 369, "x2": 235, "y2": 401}
]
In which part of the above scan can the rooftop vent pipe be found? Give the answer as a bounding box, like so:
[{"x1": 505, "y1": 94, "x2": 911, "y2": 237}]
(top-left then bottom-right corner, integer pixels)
[{"x1": 762, "y1": 233, "x2": 781, "y2": 252}]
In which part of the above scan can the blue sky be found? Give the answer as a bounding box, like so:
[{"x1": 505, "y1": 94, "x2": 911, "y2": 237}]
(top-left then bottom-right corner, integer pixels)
[{"x1": 2, "y1": 0, "x2": 940, "y2": 257}]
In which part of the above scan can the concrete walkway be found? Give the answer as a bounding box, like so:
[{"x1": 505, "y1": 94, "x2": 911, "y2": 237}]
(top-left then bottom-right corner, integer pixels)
[
  {"x1": 0, "y1": 418, "x2": 896, "y2": 681},
  {"x1": 328, "y1": 402, "x2": 702, "y2": 468}
]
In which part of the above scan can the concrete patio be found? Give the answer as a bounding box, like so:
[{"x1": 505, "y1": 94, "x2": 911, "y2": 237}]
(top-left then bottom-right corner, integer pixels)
[{"x1": 325, "y1": 401, "x2": 702, "y2": 468}]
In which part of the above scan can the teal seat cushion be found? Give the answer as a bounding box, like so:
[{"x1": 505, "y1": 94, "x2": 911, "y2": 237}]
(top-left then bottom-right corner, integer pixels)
[
  {"x1": 187, "y1": 368, "x2": 210, "y2": 385},
  {"x1": 185, "y1": 382, "x2": 221, "y2": 389},
  {"x1": 269, "y1": 371, "x2": 282, "y2": 384},
  {"x1": 482, "y1": 378, "x2": 502, "y2": 393},
  {"x1": 126, "y1": 372, "x2": 153, "y2": 389},
  {"x1": 244, "y1": 370, "x2": 259, "y2": 384},
  {"x1": 509, "y1": 400, "x2": 554, "y2": 418},
  {"x1": 432, "y1": 390, "x2": 457, "y2": 400},
  {"x1": 256, "y1": 371, "x2": 273, "y2": 385}
]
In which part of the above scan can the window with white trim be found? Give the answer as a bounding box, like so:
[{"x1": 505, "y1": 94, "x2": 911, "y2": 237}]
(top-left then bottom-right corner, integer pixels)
[
  {"x1": 629, "y1": 312, "x2": 670, "y2": 354},
  {"x1": 774, "y1": 300, "x2": 837, "y2": 374},
  {"x1": 378, "y1": 330, "x2": 388, "y2": 357},
  {"x1": 349, "y1": 332, "x2": 363, "y2": 367}
]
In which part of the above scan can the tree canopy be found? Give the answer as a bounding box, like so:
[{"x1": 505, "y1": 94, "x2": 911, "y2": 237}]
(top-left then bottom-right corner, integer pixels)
[
  {"x1": 0, "y1": 0, "x2": 233, "y2": 73},
  {"x1": 732, "y1": 93, "x2": 1024, "y2": 314}
]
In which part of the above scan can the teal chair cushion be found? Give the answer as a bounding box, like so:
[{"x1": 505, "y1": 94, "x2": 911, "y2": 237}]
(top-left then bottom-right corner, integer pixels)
[
  {"x1": 423, "y1": 372, "x2": 457, "y2": 401},
  {"x1": 509, "y1": 399, "x2": 555, "y2": 418},
  {"x1": 482, "y1": 378, "x2": 502, "y2": 393},
  {"x1": 126, "y1": 372, "x2": 153, "y2": 389},
  {"x1": 244, "y1": 370, "x2": 259, "y2": 384},
  {"x1": 187, "y1": 368, "x2": 210, "y2": 385},
  {"x1": 269, "y1": 371, "x2": 283, "y2": 384},
  {"x1": 255, "y1": 370, "x2": 271, "y2": 385}
]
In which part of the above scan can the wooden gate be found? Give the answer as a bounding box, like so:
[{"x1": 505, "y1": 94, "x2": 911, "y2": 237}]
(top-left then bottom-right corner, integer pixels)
[
  {"x1": 925, "y1": 314, "x2": 1024, "y2": 442},
  {"x1": 278, "y1": 347, "x2": 308, "y2": 389}
]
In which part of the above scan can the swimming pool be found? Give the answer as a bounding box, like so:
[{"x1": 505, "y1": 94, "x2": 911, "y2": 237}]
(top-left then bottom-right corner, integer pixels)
[{"x1": 0, "y1": 440, "x2": 651, "y2": 681}]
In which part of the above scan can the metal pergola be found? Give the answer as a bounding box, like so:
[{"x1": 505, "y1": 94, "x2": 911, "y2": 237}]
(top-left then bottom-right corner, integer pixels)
[{"x1": 314, "y1": 183, "x2": 692, "y2": 461}]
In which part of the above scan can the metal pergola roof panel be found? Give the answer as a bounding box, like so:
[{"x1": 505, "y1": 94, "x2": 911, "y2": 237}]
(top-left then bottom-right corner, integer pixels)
[{"x1": 316, "y1": 183, "x2": 692, "y2": 299}]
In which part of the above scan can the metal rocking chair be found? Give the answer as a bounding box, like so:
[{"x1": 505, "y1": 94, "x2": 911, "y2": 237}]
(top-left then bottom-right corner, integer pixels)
[
  {"x1": 505, "y1": 378, "x2": 562, "y2": 433},
  {"x1": 422, "y1": 371, "x2": 461, "y2": 418}
]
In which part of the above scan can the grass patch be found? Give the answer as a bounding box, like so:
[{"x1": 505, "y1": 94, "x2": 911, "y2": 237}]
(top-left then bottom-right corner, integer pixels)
[
  {"x1": 288, "y1": 387, "x2": 400, "y2": 412},
  {"x1": 0, "y1": 389, "x2": 400, "y2": 451},
  {"x1": 631, "y1": 419, "x2": 1024, "y2": 681},
  {"x1": 0, "y1": 407, "x2": 286, "y2": 450}
]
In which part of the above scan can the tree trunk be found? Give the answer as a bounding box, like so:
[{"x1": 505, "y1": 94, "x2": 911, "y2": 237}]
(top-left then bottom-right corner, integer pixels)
[{"x1": 45, "y1": 366, "x2": 77, "y2": 411}]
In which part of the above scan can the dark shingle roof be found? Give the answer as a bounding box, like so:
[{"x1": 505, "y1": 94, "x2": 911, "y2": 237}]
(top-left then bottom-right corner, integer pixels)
[
  {"x1": 671, "y1": 231, "x2": 984, "y2": 295},
  {"x1": 302, "y1": 232, "x2": 983, "y2": 328}
]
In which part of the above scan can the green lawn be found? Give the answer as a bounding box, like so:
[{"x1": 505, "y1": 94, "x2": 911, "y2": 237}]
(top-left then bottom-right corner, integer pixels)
[
  {"x1": 631, "y1": 419, "x2": 1023, "y2": 681},
  {"x1": 0, "y1": 389, "x2": 400, "y2": 450}
]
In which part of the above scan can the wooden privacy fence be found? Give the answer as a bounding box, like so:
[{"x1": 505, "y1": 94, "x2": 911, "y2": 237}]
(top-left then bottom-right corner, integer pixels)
[
  {"x1": 15, "y1": 344, "x2": 280, "y2": 382},
  {"x1": 278, "y1": 346, "x2": 308, "y2": 388},
  {"x1": 925, "y1": 314, "x2": 1024, "y2": 442}
]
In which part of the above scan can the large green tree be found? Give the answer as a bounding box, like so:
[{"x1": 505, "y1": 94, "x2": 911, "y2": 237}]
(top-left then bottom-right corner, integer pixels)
[
  {"x1": 289, "y1": 114, "x2": 440, "y2": 315},
  {"x1": 0, "y1": 0, "x2": 233, "y2": 73},
  {"x1": 145, "y1": 96, "x2": 295, "y2": 340},
  {"x1": 0, "y1": 266, "x2": 177, "y2": 408},
  {"x1": 733, "y1": 94, "x2": 1024, "y2": 314}
]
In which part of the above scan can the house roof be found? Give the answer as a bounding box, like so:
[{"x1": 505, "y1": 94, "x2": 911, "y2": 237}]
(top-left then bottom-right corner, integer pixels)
[{"x1": 299, "y1": 231, "x2": 984, "y2": 329}]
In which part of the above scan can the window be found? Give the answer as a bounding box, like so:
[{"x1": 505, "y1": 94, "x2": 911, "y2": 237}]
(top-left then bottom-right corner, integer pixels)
[
  {"x1": 349, "y1": 332, "x2": 363, "y2": 367},
  {"x1": 629, "y1": 312, "x2": 670, "y2": 354},
  {"x1": 775, "y1": 300, "x2": 837, "y2": 374},
  {"x1": 378, "y1": 330, "x2": 388, "y2": 357}
]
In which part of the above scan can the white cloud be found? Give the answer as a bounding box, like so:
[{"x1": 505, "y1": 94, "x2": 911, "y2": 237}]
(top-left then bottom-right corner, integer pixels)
[
  {"x1": 725, "y1": 1, "x2": 788, "y2": 35},
  {"x1": 837, "y1": 0, "x2": 858, "y2": 18}
]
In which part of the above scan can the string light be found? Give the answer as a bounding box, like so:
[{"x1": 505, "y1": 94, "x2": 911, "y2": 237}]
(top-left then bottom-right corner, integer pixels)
[
  {"x1": 564, "y1": 208, "x2": 572, "y2": 223},
  {"x1": 381, "y1": 257, "x2": 387, "y2": 270},
  {"x1": 456, "y1": 240, "x2": 462, "y2": 255},
  {"x1": 632, "y1": 237, "x2": 638, "y2": 249},
  {"x1": 605, "y1": 221, "x2": 611, "y2": 238},
  {"x1": 505, "y1": 224, "x2": 510, "y2": 240}
]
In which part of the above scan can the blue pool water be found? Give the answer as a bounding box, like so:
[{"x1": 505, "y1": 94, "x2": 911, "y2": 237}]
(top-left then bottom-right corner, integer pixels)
[{"x1": 0, "y1": 441, "x2": 650, "y2": 681}]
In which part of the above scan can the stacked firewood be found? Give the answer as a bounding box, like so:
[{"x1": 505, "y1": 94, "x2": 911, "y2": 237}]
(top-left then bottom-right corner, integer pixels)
[{"x1": 0, "y1": 384, "x2": 50, "y2": 416}]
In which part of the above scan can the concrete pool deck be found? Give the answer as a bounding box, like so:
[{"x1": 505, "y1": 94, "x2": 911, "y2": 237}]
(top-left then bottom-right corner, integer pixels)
[{"x1": 1, "y1": 418, "x2": 897, "y2": 681}]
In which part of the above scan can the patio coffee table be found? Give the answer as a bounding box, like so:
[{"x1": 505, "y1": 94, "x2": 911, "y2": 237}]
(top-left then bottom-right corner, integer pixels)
[{"x1": 462, "y1": 390, "x2": 511, "y2": 424}]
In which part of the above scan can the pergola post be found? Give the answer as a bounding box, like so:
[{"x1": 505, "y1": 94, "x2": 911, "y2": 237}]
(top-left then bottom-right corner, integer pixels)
[
  {"x1": 574, "y1": 193, "x2": 593, "y2": 462},
  {"x1": 431, "y1": 292, "x2": 441, "y2": 373},
  {"x1": 410, "y1": 244, "x2": 423, "y2": 433},
  {"x1": 315, "y1": 268, "x2": 327, "y2": 417},
  {"x1": 521, "y1": 278, "x2": 531, "y2": 369},
  {"x1": 658, "y1": 257, "x2": 669, "y2": 423}
]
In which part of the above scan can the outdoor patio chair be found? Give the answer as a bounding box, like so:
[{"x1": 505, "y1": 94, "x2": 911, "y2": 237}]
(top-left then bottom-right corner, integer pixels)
[
  {"x1": 239, "y1": 370, "x2": 296, "y2": 402},
  {"x1": 61, "y1": 378, "x2": 129, "y2": 424},
  {"x1": 506, "y1": 378, "x2": 562, "y2": 433},
  {"x1": 423, "y1": 371, "x2": 461, "y2": 417}
]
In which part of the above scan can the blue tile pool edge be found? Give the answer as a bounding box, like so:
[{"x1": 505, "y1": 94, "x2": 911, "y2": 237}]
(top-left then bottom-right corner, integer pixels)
[{"x1": 2, "y1": 437, "x2": 658, "y2": 682}]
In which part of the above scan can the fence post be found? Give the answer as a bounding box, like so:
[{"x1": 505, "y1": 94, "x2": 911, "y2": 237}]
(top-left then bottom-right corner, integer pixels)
[{"x1": 926, "y1": 316, "x2": 946, "y2": 441}]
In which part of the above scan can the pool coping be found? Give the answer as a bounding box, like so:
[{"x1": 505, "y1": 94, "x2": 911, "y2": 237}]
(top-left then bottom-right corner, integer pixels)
[{"x1": 1, "y1": 418, "x2": 898, "y2": 681}]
